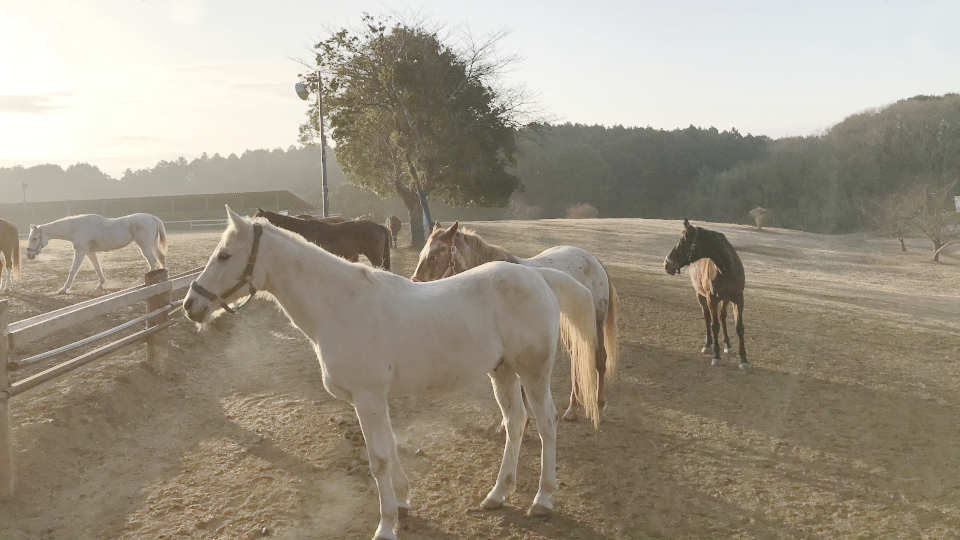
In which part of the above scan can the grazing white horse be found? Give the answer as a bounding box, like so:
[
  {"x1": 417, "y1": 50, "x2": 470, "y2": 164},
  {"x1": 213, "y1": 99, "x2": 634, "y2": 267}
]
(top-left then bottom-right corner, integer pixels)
[
  {"x1": 183, "y1": 207, "x2": 600, "y2": 540},
  {"x1": 26, "y1": 213, "x2": 167, "y2": 294}
]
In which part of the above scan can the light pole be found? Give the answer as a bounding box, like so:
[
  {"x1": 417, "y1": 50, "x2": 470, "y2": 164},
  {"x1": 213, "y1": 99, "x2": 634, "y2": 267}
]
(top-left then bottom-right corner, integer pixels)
[
  {"x1": 20, "y1": 183, "x2": 27, "y2": 228},
  {"x1": 295, "y1": 75, "x2": 329, "y2": 218}
]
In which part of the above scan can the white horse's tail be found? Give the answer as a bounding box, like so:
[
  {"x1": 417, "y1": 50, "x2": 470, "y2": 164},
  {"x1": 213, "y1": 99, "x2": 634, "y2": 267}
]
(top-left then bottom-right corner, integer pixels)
[
  {"x1": 536, "y1": 267, "x2": 600, "y2": 428},
  {"x1": 156, "y1": 218, "x2": 167, "y2": 267}
]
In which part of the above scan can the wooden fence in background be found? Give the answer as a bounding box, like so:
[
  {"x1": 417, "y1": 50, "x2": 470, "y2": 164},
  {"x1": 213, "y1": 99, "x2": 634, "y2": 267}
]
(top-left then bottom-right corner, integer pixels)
[{"x1": 0, "y1": 266, "x2": 203, "y2": 499}]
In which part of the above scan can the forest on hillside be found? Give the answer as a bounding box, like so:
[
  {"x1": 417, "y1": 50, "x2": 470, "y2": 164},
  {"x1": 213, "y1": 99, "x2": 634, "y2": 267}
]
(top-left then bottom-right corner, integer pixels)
[{"x1": 2, "y1": 94, "x2": 959, "y2": 234}]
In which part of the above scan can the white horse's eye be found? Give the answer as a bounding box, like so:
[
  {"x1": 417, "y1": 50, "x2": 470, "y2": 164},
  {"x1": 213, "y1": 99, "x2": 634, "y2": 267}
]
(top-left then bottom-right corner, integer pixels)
[{"x1": 217, "y1": 251, "x2": 231, "y2": 261}]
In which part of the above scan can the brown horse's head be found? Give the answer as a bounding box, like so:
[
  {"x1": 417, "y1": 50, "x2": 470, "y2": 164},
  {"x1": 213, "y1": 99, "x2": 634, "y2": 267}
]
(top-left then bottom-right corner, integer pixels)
[
  {"x1": 411, "y1": 221, "x2": 464, "y2": 282},
  {"x1": 664, "y1": 219, "x2": 700, "y2": 275}
]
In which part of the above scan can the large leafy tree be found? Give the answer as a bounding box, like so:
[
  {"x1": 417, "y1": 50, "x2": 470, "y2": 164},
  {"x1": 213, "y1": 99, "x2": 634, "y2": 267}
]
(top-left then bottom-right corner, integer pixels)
[{"x1": 300, "y1": 16, "x2": 522, "y2": 245}]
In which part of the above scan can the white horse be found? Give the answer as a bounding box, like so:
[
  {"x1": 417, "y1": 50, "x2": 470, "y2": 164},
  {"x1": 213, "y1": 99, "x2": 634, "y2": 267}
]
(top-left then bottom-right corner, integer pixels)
[
  {"x1": 183, "y1": 207, "x2": 600, "y2": 540},
  {"x1": 26, "y1": 213, "x2": 167, "y2": 294},
  {"x1": 412, "y1": 221, "x2": 619, "y2": 422}
]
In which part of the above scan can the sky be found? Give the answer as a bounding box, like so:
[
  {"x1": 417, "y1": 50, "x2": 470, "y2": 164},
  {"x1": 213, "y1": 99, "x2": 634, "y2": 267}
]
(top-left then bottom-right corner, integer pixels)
[{"x1": 1, "y1": 0, "x2": 958, "y2": 177}]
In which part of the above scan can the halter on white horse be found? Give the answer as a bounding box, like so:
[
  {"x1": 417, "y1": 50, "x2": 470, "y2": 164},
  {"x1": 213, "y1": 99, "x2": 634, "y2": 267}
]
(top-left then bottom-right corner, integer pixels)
[{"x1": 188, "y1": 223, "x2": 262, "y2": 313}]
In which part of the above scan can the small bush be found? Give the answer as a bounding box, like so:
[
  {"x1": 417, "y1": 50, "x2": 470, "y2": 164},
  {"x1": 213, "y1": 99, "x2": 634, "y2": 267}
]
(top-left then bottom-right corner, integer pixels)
[{"x1": 566, "y1": 203, "x2": 600, "y2": 219}]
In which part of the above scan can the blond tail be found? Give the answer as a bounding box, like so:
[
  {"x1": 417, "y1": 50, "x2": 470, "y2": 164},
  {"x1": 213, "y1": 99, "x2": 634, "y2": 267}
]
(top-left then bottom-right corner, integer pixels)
[
  {"x1": 12, "y1": 239, "x2": 20, "y2": 280},
  {"x1": 536, "y1": 268, "x2": 600, "y2": 428},
  {"x1": 156, "y1": 219, "x2": 167, "y2": 267},
  {"x1": 602, "y1": 269, "x2": 619, "y2": 381}
]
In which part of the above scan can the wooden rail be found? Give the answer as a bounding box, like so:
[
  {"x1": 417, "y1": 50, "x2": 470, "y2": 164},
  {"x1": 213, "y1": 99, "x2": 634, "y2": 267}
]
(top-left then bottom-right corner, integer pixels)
[{"x1": 0, "y1": 266, "x2": 202, "y2": 500}]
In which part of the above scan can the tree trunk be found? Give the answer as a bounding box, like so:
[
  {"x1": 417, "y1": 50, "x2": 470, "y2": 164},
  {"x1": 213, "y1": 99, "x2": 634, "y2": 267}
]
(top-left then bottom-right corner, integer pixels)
[
  {"x1": 417, "y1": 187, "x2": 433, "y2": 235},
  {"x1": 392, "y1": 178, "x2": 425, "y2": 247}
]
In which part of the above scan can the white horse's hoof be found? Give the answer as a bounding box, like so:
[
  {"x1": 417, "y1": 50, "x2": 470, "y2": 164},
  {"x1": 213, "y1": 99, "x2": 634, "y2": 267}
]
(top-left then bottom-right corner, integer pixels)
[
  {"x1": 710, "y1": 358, "x2": 721, "y2": 367},
  {"x1": 57, "y1": 289, "x2": 67, "y2": 295},
  {"x1": 724, "y1": 346, "x2": 731, "y2": 354},
  {"x1": 527, "y1": 503, "x2": 553, "y2": 518},
  {"x1": 700, "y1": 346, "x2": 711, "y2": 354},
  {"x1": 480, "y1": 496, "x2": 504, "y2": 510},
  {"x1": 739, "y1": 361, "x2": 749, "y2": 370}
]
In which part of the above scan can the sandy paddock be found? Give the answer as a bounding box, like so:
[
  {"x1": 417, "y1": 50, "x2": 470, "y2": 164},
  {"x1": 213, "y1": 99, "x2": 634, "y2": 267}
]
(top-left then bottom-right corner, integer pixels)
[{"x1": 1, "y1": 218, "x2": 959, "y2": 539}]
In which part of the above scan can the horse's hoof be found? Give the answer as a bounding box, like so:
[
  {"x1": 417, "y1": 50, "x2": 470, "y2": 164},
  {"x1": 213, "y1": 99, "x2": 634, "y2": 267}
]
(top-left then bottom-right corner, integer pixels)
[
  {"x1": 57, "y1": 289, "x2": 67, "y2": 295},
  {"x1": 700, "y1": 346, "x2": 711, "y2": 354},
  {"x1": 527, "y1": 503, "x2": 553, "y2": 518},
  {"x1": 724, "y1": 346, "x2": 731, "y2": 354},
  {"x1": 561, "y1": 409, "x2": 577, "y2": 421},
  {"x1": 710, "y1": 358, "x2": 721, "y2": 367},
  {"x1": 480, "y1": 497, "x2": 504, "y2": 510},
  {"x1": 739, "y1": 361, "x2": 749, "y2": 370}
]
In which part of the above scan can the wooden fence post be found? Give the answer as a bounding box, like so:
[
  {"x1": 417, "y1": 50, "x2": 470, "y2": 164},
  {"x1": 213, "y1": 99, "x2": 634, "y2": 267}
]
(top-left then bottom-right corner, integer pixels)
[
  {"x1": 144, "y1": 269, "x2": 170, "y2": 371},
  {"x1": 0, "y1": 299, "x2": 14, "y2": 499}
]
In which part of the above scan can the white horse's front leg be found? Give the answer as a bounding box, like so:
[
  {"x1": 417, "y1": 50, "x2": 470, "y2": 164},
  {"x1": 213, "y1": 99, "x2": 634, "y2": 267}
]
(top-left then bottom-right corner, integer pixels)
[
  {"x1": 354, "y1": 394, "x2": 400, "y2": 540},
  {"x1": 482, "y1": 365, "x2": 526, "y2": 510},
  {"x1": 87, "y1": 252, "x2": 106, "y2": 290},
  {"x1": 59, "y1": 249, "x2": 86, "y2": 294}
]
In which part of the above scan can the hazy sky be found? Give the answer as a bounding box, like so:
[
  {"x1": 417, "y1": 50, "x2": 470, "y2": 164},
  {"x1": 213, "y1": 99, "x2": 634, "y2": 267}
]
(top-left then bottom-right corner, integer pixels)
[{"x1": 1, "y1": 0, "x2": 958, "y2": 177}]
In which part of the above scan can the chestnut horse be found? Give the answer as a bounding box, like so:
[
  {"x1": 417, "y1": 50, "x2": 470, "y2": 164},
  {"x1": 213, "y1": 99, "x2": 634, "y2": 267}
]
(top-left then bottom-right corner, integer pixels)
[
  {"x1": 664, "y1": 219, "x2": 748, "y2": 368},
  {"x1": 256, "y1": 209, "x2": 391, "y2": 270},
  {"x1": 412, "y1": 221, "x2": 619, "y2": 422},
  {"x1": 0, "y1": 218, "x2": 21, "y2": 291}
]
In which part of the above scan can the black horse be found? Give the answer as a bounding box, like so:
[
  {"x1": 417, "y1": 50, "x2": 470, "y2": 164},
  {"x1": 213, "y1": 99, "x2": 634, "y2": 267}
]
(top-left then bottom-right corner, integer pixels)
[{"x1": 664, "y1": 219, "x2": 748, "y2": 368}]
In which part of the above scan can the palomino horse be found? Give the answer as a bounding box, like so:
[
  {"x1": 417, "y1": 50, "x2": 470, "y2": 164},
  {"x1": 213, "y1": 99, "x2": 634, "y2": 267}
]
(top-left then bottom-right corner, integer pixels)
[
  {"x1": 26, "y1": 213, "x2": 166, "y2": 294},
  {"x1": 255, "y1": 209, "x2": 391, "y2": 270},
  {"x1": 0, "y1": 218, "x2": 21, "y2": 291},
  {"x1": 411, "y1": 221, "x2": 619, "y2": 422},
  {"x1": 183, "y1": 207, "x2": 600, "y2": 540},
  {"x1": 385, "y1": 215, "x2": 401, "y2": 248},
  {"x1": 664, "y1": 219, "x2": 748, "y2": 368}
]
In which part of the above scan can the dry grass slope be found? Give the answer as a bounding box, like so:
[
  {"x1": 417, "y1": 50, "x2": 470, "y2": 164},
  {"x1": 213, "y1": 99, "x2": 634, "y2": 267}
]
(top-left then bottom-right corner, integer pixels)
[{"x1": 0, "y1": 219, "x2": 958, "y2": 539}]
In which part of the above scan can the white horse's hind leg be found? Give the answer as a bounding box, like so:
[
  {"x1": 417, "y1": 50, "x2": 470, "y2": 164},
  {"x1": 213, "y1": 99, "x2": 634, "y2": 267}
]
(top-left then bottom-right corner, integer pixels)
[
  {"x1": 353, "y1": 394, "x2": 400, "y2": 540},
  {"x1": 136, "y1": 242, "x2": 160, "y2": 271},
  {"x1": 59, "y1": 249, "x2": 86, "y2": 294},
  {"x1": 87, "y1": 252, "x2": 106, "y2": 290},
  {"x1": 481, "y1": 363, "x2": 526, "y2": 510},
  {"x1": 519, "y1": 372, "x2": 558, "y2": 517},
  {"x1": 390, "y1": 438, "x2": 411, "y2": 517}
]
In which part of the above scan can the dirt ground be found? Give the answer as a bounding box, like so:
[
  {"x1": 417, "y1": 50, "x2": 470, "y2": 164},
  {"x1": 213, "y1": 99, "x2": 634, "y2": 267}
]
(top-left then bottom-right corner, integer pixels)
[{"x1": 1, "y1": 219, "x2": 959, "y2": 539}]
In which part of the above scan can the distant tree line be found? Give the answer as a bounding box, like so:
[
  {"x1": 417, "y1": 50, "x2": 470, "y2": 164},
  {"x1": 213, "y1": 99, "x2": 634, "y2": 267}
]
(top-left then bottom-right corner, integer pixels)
[{"x1": 3, "y1": 94, "x2": 959, "y2": 244}]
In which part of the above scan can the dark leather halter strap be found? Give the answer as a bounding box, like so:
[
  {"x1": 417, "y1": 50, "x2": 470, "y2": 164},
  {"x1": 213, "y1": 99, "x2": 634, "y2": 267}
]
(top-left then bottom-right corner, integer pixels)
[
  {"x1": 439, "y1": 242, "x2": 460, "y2": 279},
  {"x1": 189, "y1": 223, "x2": 263, "y2": 314}
]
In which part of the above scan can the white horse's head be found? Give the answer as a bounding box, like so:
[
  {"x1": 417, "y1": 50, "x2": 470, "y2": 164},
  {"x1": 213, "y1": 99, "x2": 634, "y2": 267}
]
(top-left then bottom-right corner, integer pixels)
[
  {"x1": 411, "y1": 221, "x2": 464, "y2": 282},
  {"x1": 26, "y1": 225, "x2": 47, "y2": 260},
  {"x1": 184, "y1": 205, "x2": 265, "y2": 323}
]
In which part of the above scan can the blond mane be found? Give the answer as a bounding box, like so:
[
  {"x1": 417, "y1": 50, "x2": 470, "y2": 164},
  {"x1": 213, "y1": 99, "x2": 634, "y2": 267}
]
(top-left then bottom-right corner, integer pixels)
[{"x1": 456, "y1": 227, "x2": 519, "y2": 267}]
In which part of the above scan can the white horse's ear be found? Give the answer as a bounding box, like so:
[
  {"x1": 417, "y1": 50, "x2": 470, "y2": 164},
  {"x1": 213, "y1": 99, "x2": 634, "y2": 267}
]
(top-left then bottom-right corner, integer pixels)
[{"x1": 225, "y1": 205, "x2": 248, "y2": 230}]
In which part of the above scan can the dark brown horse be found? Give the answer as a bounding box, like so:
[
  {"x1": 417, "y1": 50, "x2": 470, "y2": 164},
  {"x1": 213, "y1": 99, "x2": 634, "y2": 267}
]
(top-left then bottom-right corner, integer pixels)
[
  {"x1": 385, "y1": 216, "x2": 401, "y2": 248},
  {"x1": 255, "y1": 209, "x2": 391, "y2": 270},
  {"x1": 664, "y1": 219, "x2": 748, "y2": 368},
  {"x1": 0, "y1": 218, "x2": 21, "y2": 291},
  {"x1": 296, "y1": 214, "x2": 348, "y2": 224}
]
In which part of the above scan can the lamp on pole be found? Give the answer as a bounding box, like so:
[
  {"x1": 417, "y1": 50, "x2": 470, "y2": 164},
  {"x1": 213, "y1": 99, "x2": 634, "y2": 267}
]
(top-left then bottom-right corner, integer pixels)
[{"x1": 295, "y1": 74, "x2": 329, "y2": 218}]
